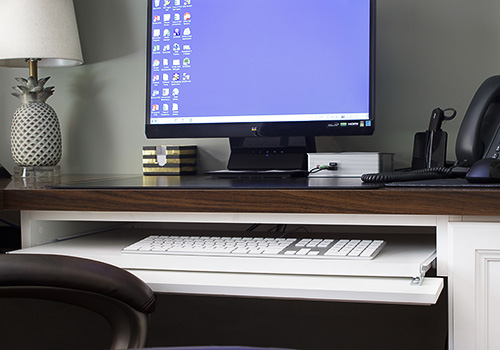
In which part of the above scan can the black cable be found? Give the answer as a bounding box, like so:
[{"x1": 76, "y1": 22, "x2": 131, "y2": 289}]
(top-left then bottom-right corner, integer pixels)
[
  {"x1": 0, "y1": 218, "x2": 21, "y2": 230},
  {"x1": 361, "y1": 167, "x2": 454, "y2": 183},
  {"x1": 246, "y1": 224, "x2": 261, "y2": 232},
  {"x1": 308, "y1": 162, "x2": 338, "y2": 175}
]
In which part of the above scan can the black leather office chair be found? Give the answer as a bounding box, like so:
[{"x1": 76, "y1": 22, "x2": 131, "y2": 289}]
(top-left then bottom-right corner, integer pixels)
[
  {"x1": 155, "y1": 346, "x2": 294, "y2": 350},
  {"x1": 154, "y1": 347, "x2": 296, "y2": 349},
  {"x1": 0, "y1": 253, "x2": 156, "y2": 349}
]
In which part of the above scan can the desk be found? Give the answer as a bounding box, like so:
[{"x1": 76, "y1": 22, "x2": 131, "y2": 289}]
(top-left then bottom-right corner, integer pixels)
[{"x1": 2, "y1": 174, "x2": 500, "y2": 350}]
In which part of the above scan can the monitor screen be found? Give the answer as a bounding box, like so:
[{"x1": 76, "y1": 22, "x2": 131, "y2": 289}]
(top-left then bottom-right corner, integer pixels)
[{"x1": 145, "y1": 0, "x2": 375, "y2": 172}]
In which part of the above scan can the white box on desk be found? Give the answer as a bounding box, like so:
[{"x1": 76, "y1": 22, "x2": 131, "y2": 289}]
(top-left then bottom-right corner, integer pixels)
[{"x1": 308, "y1": 152, "x2": 394, "y2": 177}]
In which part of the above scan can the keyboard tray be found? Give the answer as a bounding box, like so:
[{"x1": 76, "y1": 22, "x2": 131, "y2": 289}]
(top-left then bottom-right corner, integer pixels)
[
  {"x1": 12, "y1": 228, "x2": 436, "y2": 279},
  {"x1": 11, "y1": 228, "x2": 442, "y2": 305}
]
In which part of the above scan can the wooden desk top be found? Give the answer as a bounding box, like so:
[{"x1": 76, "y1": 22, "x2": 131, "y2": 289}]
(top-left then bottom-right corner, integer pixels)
[{"x1": 1, "y1": 174, "x2": 500, "y2": 216}]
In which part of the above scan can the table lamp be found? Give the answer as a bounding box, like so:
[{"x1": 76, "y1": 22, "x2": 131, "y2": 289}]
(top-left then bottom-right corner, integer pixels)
[{"x1": 0, "y1": 0, "x2": 83, "y2": 177}]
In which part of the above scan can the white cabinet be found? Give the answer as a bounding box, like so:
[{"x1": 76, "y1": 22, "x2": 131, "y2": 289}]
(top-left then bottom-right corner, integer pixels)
[
  {"x1": 450, "y1": 222, "x2": 500, "y2": 350},
  {"x1": 23, "y1": 210, "x2": 500, "y2": 349},
  {"x1": 15, "y1": 211, "x2": 444, "y2": 305}
]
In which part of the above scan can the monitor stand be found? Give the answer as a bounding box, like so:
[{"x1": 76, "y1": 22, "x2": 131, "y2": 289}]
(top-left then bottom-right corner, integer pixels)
[
  {"x1": 209, "y1": 136, "x2": 316, "y2": 178},
  {"x1": 0, "y1": 163, "x2": 11, "y2": 178}
]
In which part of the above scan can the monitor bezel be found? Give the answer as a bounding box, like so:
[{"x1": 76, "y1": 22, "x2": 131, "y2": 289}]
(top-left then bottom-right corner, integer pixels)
[{"x1": 145, "y1": 0, "x2": 376, "y2": 140}]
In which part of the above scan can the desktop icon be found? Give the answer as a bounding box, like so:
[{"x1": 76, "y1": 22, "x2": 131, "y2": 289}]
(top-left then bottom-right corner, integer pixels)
[
  {"x1": 184, "y1": 0, "x2": 191, "y2": 5},
  {"x1": 163, "y1": 73, "x2": 169, "y2": 81},
  {"x1": 183, "y1": 73, "x2": 190, "y2": 80},
  {"x1": 153, "y1": 15, "x2": 161, "y2": 22},
  {"x1": 173, "y1": 59, "x2": 181, "y2": 66},
  {"x1": 153, "y1": 29, "x2": 161, "y2": 37},
  {"x1": 173, "y1": 28, "x2": 181, "y2": 37},
  {"x1": 174, "y1": 13, "x2": 181, "y2": 21},
  {"x1": 172, "y1": 88, "x2": 180, "y2": 97},
  {"x1": 162, "y1": 88, "x2": 170, "y2": 96},
  {"x1": 183, "y1": 27, "x2": 191, "y2": 36},
  {"x1": 173, "y1": 73, "x2": 180, "y2": 81},
  {"x1": 152, "y1": 104, "x2": 159, "y2": 111},
  {"x1": 164, "y1": 0, "x2": 171, "y2": 5},
  {"x1": 183, "y1": 57, "x2": 190, "y2": 66},
  {"x1": 184, "y1": 12, "x2": 191, "y2": 21},
  {"x1": 164, "y1": 29, "x2": 171, "y2": 37},
  {"x1": 173, "y1": 43, "x2": 181, "y2": 52},
  {"x1": 153, "y1": 59, "x2": 160, "y2": 67},
  {"x1": 172, "y1": 103, "x2": 179, "y2": 111},
  {"x1": 164, "y1": 14, "x2": 171, "y2": 21}
]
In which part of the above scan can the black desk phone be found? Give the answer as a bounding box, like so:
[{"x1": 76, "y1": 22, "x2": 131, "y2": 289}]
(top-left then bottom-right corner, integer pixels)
[
  {"x1": 456, "y1": 75, "x2": 500, "y2": 166},
  {"x1": 362, "y1": 75, "x2": 500, "y2": 183}
]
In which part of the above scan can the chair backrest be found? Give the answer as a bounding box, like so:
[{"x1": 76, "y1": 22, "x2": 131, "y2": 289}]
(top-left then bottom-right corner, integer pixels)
[
  {"x1": 0, "y1": 253, "x2": 156, "y2": 349},
  {"x1": 152, "y1": 347, "x2": 297, "y2": 349}
]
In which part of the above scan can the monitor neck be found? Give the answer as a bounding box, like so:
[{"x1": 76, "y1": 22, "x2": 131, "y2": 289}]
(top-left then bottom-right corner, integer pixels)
[{"x1": 227, "y1": 136, "x2": 316, "y2": 171}]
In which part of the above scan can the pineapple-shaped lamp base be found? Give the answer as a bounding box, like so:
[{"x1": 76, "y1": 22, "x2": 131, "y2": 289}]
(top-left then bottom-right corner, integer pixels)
[{"x1": 10, "y1": 76, "x2": 62, "y2": 177}]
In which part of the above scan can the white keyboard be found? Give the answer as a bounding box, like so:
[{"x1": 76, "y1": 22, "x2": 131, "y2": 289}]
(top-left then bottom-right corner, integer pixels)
[{"x1": 122, "y1": 235, "x2": 386, "y2": 260}]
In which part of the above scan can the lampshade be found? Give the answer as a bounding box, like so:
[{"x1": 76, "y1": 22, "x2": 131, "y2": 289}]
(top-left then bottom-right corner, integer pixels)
[{"x1": 0, "y1": 0, "x2": 83, "y2": 68}]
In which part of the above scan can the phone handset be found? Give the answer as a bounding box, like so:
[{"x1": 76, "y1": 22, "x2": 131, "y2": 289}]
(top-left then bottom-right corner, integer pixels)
[{"x1": 455, "y1": 75, "x2": 500, "y2": 167}]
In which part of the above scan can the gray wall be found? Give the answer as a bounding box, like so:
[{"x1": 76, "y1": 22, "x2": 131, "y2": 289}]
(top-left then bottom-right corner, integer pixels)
[{"x1": 1, "y1": 0, "x2": 499, "y2": 174}]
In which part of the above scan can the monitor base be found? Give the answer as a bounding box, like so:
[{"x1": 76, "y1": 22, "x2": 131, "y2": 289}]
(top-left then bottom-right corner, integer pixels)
[{"x1": 207, "y1": 169, "x2": 308, "y2": 178}]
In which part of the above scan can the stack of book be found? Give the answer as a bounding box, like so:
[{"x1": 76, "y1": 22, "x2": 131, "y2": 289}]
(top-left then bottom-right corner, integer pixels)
[{"x1": 142, "y1": 145, "x2": 197, "y2": 175}]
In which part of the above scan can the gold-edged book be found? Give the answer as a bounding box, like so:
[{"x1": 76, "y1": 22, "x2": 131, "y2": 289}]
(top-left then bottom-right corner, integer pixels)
[{"x1": 142, "y1": 145, "x2": 197, "y2": 175}]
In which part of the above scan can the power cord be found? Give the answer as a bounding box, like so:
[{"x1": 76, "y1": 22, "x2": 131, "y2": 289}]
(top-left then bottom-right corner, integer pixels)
[
  {"x1": 361, "y1": 166, "x2": 454, "y2": 183},
  {"x1": 308, "y1": 162, "x2": 338, "y2": 175}
]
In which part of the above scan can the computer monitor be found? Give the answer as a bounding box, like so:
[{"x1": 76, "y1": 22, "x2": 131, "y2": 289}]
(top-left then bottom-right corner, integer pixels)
[{"x1": 145, "y1": 0, "x2": 375, "y2": 173}]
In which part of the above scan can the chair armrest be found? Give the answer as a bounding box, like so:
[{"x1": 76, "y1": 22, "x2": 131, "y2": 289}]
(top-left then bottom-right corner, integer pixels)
[{"x1": 0, "y1": 253, "x2": 155, "y2": 313}]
